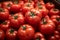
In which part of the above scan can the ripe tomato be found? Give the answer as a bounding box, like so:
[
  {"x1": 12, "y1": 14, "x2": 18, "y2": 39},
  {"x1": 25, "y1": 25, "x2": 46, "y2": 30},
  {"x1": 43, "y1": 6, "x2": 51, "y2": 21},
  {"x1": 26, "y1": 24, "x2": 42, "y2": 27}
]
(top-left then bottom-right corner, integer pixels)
[
  {"x1": 57, "y1": 25, "x2": 60, "y2": 32},
  {"x1": 9, "y1": 13, "x2": 24, "y2": 29},
  {"x1": 49, "y1": 36, "x2": 56, "y2": 40},
  {"x1": 0, "y1": 29, "x2": 5, "y2": 40},
  {"x1": 45, "y1": 2, "x2": 55, "y2": 10},
  {"x1": 51, "y1": 15, "x2": 60, "y2": 25},
  {"x1": 6, "y1": 28, "x2": 17, "y2": 40},
  {"x1": 0, "y1": 8, "x2": 9, "y2": 21},
  {"x1": 25, "y1": 9, "x2": 42, "y2": 25},
  {"x1": 18, "y1": 24, "x2": 35, "y2": 40},
  {"x1": 0, "y1": 3, "x2": 2, "y2": 7},
  {"x1": 34, "y1": 32, "x2": 45, "y2": 40},
  {"x1": 54, "y1": 35, "x2": 60, "y2": 40},
  {"x1": 39, "y1": 16, "x2": 55, "y2": 34},
  {"x1": 49, "y1": 8, "x2": 59, "y2": 16},
  {"x1": 54, "y1": 31, "x2": 60, "y2": 35},
  {"x1": 2, "y1": 1, "x2": 13, "y2": 11},
  {"x1": 36, "y1": 5, "x2": 48, "y2": 17},
  {"x1": 10, "y1": 1, "x2": 21, "y2": 13},
  {"x1": 22, "y1": 2, "x2": 34, "y2": 15},
  {"x1": 0, "y1": 20, "x2": 10, "y2": 31}
]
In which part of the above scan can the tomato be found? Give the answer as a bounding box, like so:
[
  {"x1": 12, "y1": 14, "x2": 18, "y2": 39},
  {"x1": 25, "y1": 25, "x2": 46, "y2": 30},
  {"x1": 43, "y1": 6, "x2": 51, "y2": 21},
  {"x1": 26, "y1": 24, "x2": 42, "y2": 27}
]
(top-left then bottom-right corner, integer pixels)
[
  {"x1": 6, "y1": 28, "x2": 17, "y2": 40},
  {"x1": 51, "y1": 15, "x2": 60, "y2": 25},
  {"x1": 34, "y1": 32, "x2": 45, "y2": 40},
  {"x1": 25, "y1": 9, "x2": 42, "y2": 25},
  {"x1": 54, "y1": 35, "x2": 60, "y2": 40},
  {"x1": 0, "y1": 29, "x2": 5, "y2": 40},
  {"x1": 0, "y1": 8, "x2": 9, "y2": 21},
  {"x1": 9, "y1": 13, "x2": 24, "y2": 29},
  {"x1": 33, "y1": 0, "x2": 43, "y2": 3},
  {"x1": 34, "y1": 1, "x2": 45, "y2": 8},
  {"x1": 39, "y1": 16, "x2": 55, "y2": 34},
  {"x1": 54, "y1": 31, "x2": 60, "y2": 35},
  {"x1": 49, "y1": 36, "x2": 56, "y2": 40},
  {"x1": 57, "y1": 25, "x2": 60, "y2": 32},
  {"x1": 45, "y1": 2, "x2": 55, "y2": 10},
  {"x1": 10, "y1": 1, "x2": 21, "y2": 13},
  {"x1": 0, "y1": 3, "x2": 2, "y2": 7},
  {"x1": 18, "y1": 24, "x2": 35, "y2": 40},
  {"x1": 36, "y1": 4, "x2": 48, "y2": 17},
  {"x1": 49, "y1": 8, "x2": 59, "y2": 16},
  {"x1": 2, "y1": 1, "x2": 13, "y2": 11},
  {"x1": 22, "y1": 2, "x2": 34, "y2": 15},
  {"x1": 0, "y1": 20, "x2": 10, "y2": 31},
  {"x1": 19, "y1": 1, "x2": 24, "y2": 7}
]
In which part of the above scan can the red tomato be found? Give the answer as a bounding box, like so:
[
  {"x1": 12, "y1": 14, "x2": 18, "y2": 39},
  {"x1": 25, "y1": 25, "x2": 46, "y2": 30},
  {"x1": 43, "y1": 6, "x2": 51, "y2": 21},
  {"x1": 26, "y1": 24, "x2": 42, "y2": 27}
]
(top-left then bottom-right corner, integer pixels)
[
  {"x1": 54, "y1": 35, "x2": 60, "y2": 40},
  {"x1": 57, "y1": 25, "x2": 60, "y2": 32},
  {"x1": 36, "y1": 5, "x2": 48, "y2": 17},
  {"x1": 45, "y1": 2, "x2": 55, "y2": 10},
  {"x1": 25, "y1": 9, "x2": 42, "y2": 25},
  {"x1": 34, "y1": 32, "x2": 45, "y2": 40},
  {"x1": 19, "y1": 1, "x2": 24, "y2": 7},
  {"x1": 49, "y1": 8, "x2": 59, "y2": 16},
  {"x1": 2, "y1": 1, "x2": 13, "y2": 11},
  {"x1": 6, "y1": 28, "x2": 17, "y2": 40},
  {"x1": 9, "y1": 13, "x2": 24, "y2": 29},
  {"x1": 49, "y1": 36, "x2": 56, "y2": 40},
  {"x1": 18, "y1": 24, "x2": 35, "y2": 40},
  {"x1": 0, "y1": 20, "x2": 10, "y2": 31},
  {"x1": 33, "y1": 0, "x2": 43, "y2": 3},
  {"x1": 0, "y1": 29, "x2": 5, "y2": 40},
  {"x1": 0, "y1": 3, "x2": 2, "y2": 7},
  {"x1": 0, "y1": 8, "x2": 9, "y2": 21},
  {"x1": 51, "y1": 15, "x2": 60, "y2": 25},
  {"x1": 22, "y1": 2, "x2": 34, "y2": 15},
  {"x1": 10, "y1": 1, "x2": 21, "y2": 13},
  {"x1": 39, "y1": 16, "x2": 55, "y2": 34},
  {"x1": 54, "y1": 31, "x2": 60, "y2": 35}
]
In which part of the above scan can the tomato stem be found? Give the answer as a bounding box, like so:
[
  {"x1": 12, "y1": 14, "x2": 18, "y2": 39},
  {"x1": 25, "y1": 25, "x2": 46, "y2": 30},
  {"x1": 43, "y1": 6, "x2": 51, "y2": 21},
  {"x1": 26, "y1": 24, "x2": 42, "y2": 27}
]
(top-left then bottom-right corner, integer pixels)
[
  {"x1": 14, "y1": 16, "x2": 18, "y2": 19},
  {"x1": 53, "y1": 9, "x2": 58, "y2": 11},
  {"x1": 30, "y1": 12, "x2": 35, "y2": 17},
  {"x1": 22, "y1": 25, "x2": 26, "y2": 30},
  {"x1": 42, "y1": 18, "x2": 47, "y2": 24},
  {"x1": 36, "y1": 36, "x2": 40, "y2": 40},
  {"x1": 2, "y1": 22, "x2": 7, "y2": 25},
  {"x1": 27, "y1": 4, "x2": 30, "y2": 7},
  {"x1": 0, "y1": 8, "x2": 4, "y2": 12},
  {"x1": 7, "y1": 3, "x2": 11, "y2": 7},
  {"x1": 9, "y1": 29, "x2": 14, "y2": 33}
]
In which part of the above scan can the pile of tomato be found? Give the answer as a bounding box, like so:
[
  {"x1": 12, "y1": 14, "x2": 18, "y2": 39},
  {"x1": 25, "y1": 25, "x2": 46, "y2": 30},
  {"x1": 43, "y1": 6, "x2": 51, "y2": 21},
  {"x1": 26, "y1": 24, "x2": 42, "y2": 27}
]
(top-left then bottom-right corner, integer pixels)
[{"x1": 0, "y1": 0, "x2": 60, "y2": 40}]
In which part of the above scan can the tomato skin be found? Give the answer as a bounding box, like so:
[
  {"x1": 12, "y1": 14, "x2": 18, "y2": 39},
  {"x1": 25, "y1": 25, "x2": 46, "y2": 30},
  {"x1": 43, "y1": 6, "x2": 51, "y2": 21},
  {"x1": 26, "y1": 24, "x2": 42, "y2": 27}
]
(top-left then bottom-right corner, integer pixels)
[
  {"x1": 45, "y1": 2, "x2": 55, "y2": 10},
  {"x1": 57, "y1": 25, "x2": 60, "y2": 32},
  {"x1": 0, "y1": 3, "x2": 2, "y2": 7},
  {"x1": 6, "y1": 28, "x2": 17, "y2": 40},
  {"x1": 34, "y1": 32, "x2": 45, "y2": 40},
  {"x1": 9, "y1": 13, "x2": 24, "y2": 29},
  {"x1": 18, "y1": 24, "x2": 35, "y2": 40},
  {"x1": 22, "y1": 2, "x2": 34, "y2": 15},
  {"x1": 10, "y1": 3, "x2": 21, "y2": 13},
  {"x1": 36, "y1": 5, "x2": 48, "y2": 17},
  {"x1": 49, "y1": 8, "x2": 59, "y2": 16},
  {"x1": 51, "y1": 15, "x2": 60, "y2": 25},
  {"x1": 0, "y1": 20, "x2": 10, "y2": 31},
  {"x1": 39, "y1": 16, "x2": 55, "y2": 34},
  {"x1": 2, "y1": 1, "x2": 13, "y2": 11},
  {"x1": 0, "y1": 29, "x2": 5, "y2": 40},
  {"x1": 25, "y1": 9, "x2": 42, "y2": 25},
  {"x1": 49, "y1": 36, "x2": 56, "y2": 40},
  {"x1": 0, "y1": 8, "x2": 9, "y2": 21}
]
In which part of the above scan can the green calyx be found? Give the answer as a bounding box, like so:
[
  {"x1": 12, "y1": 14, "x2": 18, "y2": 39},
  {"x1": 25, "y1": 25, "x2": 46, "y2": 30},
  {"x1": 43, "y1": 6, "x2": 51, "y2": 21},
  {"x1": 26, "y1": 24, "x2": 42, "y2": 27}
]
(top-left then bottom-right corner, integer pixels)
[
  {"x1": 42, "y1": 18, "x2": 47, "y2": 24},
  {"x1": 14, "y1": 16, "x2": 18, "y2": 19},
  {"x1": 30, "y1": 12, "x2": 35, "y2": 17},
  {"x1": 2, "y1": 22, "x2": 7, "y2": 25},
  {"x1": 0, "y1": 8, "x2": 4, "y2": 12},
  {"x1": 9, "y1": 29, "x2": 14, "y2": 33},
  {"x1": 22, "y1": 25, "x2": 26, "y2": 30},
  {"x1": 7, "y1": 3, "x2": 11, "y2": 7},
  {"x1": 36, "y1": 36, "x2": 40, "y2": 40}
]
